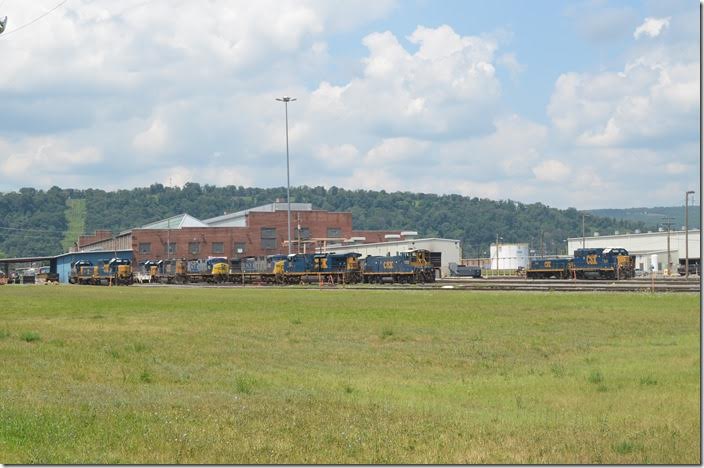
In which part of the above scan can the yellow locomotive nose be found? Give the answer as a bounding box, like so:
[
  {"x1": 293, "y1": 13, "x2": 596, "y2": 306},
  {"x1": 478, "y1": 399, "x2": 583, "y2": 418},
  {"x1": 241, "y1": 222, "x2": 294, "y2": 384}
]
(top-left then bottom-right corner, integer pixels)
[{"x1": 212, "y1": 262, "x2": 229, "y2": 276}]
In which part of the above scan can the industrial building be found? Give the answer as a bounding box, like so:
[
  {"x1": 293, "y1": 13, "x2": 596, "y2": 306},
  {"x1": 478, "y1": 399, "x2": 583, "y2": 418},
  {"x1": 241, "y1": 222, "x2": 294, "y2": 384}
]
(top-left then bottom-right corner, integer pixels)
[
  {"x1": 326, "y1": 237, "x2": 461, "y2": 277},
  {"x1": 2, "y1": 202, "x2": 424, "y2": 283},
  {"x1": 567, "y1": 229, "x2": 700, "y2": 274},
  {"x1": 76, "y1": 202, "x2": 406, "y2": 266}
]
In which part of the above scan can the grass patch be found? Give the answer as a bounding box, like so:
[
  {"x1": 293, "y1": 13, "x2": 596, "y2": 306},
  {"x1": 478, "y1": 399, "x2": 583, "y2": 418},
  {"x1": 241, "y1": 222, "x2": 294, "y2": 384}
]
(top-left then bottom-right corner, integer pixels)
[
  {"x1": 640, "y1": 375, "x2": 658, "y2": 386},
  {"x1": 19, "y1": 331, "x2": 41, "y2": 343},
  {"x1": 234, "y1": 374, "x2": 257, "y2": 395},
  {"x1": 0, "y1": 287, "x2": 698, "y2": 464},
  {"x1": 0, "y1": 330, "x2": 10, "y2": 339},
  {"x1": 588, "y1": 370, "x2": 604, "y2": 384},
  {"x1": 139, "y1": 370, "x2": 153, "y2": 383}
]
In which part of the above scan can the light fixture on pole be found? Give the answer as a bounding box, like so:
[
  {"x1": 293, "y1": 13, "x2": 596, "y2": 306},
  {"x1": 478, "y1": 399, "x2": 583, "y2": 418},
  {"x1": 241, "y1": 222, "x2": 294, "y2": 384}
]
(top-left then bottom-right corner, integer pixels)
[
  {"x1": 0, "y1": 17, "x2": 7, "y2": 35},
  {"x1": 685, "y1": 190, "x2": 695, "y2": 279},
  {"x1": 276, "y1": 96, "x2": 296, "y2": 255}
]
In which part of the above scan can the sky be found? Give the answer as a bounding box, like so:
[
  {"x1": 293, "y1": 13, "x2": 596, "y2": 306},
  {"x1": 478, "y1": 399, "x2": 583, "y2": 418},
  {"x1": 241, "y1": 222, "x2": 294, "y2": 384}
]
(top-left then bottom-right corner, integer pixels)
[{"x1": 0, "y1": 0, "x2": 699, "y2": 209}]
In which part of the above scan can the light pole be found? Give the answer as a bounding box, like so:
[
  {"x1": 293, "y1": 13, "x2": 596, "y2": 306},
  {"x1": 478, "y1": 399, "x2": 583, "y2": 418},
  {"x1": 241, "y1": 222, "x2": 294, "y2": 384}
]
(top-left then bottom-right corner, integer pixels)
[
  {"x1": 661, "y1": 216, "x2": 674, "y2": 276},
  {"x1": 685, "y1": 190, "x2": 695, "y2": 278},
  {"x1": 276, "y1": 96, "x2": 296, "y2": 255},
  {"x1": 581, "y1": 212, "x2": 590, "y2": 248}
]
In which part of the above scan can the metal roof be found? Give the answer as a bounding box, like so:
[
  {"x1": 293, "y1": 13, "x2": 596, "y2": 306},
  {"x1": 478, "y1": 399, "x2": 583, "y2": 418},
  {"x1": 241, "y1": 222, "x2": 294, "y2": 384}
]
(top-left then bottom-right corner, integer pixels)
[
  {"x1": 204, "y1": 202, "x2": 313, "y2": 226},
  {"x1": 0, "y1": 249, "x2": 133, "y2": 264},
  {"x1": 138, "y1": 213, "x2": 209, "y2": 230}
]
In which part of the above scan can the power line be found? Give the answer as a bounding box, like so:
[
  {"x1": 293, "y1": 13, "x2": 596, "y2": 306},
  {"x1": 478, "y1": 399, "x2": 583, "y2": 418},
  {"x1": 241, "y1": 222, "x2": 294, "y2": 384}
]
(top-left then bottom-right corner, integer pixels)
[
  {"x1": 0, "y1": 225, "x2": 81, "y2": 235},
  {"x1": 0, "y1": 0, "x2": 69, "y2": 38}
]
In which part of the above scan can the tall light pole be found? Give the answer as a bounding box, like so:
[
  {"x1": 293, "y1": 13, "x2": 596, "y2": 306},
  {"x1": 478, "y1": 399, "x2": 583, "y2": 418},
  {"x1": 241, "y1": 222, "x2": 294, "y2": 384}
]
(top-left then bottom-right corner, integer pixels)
[
  {"x1": 581, "y1": 212, "x2": 590, "y2": 248},
  {"x1": 662, "y1": 216, "x2": 674, "y2": 276},
  {"x1": 685, "y1": 190, "x2": 695, "y2": 278},
  {"x1": 276, "y1": 96, "x2": 296, "y2": 255}
]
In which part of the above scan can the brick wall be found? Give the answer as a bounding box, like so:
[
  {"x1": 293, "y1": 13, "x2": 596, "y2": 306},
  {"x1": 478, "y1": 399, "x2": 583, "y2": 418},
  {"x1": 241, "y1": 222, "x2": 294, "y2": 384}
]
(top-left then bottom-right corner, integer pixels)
[
  {"x1": 78, "y1": 229, "x2": 113, "y2": 248},
  {"x1": 130, "y1": 210, "x2": 382, "y2": 264}
]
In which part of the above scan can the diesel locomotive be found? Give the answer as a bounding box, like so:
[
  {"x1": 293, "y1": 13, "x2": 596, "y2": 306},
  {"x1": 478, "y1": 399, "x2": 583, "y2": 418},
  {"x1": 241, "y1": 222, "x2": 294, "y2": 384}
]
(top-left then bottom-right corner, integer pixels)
[
  {"x1": 142, "y1": 249, "x2": 436, "y2": 285},
  {"x1": 526, "y1": 247, "x2": 636, "y2": 280},
  {"x1": 69, "y1": 258, "x2": 134, "y2": 285}
]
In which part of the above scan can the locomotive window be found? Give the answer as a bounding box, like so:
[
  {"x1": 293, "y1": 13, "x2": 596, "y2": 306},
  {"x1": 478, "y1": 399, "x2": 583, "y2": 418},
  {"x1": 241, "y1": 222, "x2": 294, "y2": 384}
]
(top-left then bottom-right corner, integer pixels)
[
  {"x1": 212, "y1": 242, "x2": 224, "y2": 254},
  {"x1": 139, "y1": 243, "x2": 151, "y2": 254}
]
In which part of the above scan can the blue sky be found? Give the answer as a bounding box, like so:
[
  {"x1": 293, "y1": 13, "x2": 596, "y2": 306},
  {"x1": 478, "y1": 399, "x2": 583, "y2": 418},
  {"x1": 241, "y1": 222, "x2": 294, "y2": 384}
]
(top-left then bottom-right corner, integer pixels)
[{"x1": 0, "y1": 0, "x2": 699, "y2": 209}]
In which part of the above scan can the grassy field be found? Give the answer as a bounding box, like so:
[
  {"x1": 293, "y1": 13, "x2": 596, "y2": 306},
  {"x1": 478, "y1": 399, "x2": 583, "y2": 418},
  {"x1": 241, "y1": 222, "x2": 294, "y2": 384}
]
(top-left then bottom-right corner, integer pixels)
[{"x1": 0, "y1": 286, "x2": 699, "y2": 463}]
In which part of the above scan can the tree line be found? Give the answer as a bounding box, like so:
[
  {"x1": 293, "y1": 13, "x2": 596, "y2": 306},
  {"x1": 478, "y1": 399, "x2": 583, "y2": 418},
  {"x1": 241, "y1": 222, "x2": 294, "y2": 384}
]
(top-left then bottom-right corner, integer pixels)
[{"x1": 0, "y1": 184, "x2": 646, "y2": 258}]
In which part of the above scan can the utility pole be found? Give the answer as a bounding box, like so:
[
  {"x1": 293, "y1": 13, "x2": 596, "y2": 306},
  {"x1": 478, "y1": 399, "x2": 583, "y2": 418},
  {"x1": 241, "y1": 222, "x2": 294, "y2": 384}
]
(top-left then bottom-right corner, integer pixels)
[
  {"x1": 581, "y1": 212, "x2": 589, "y2": 248},
  {"x1": 662, "y1": 216, "x2": 674, "y2": 276},
  {"x1": 685, "y1": 190, "x2": 695, "y2": 278},
  {"x1": 540, "y1": 230, "x2": 545, "y2": 257}
]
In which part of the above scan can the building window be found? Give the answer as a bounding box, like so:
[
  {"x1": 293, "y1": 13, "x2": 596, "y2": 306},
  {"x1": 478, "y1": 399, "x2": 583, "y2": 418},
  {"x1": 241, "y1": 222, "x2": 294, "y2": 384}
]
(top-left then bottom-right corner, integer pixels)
[
  {"x1": 234, "y1": 242, "x2": 246, "y2": 254},
  {"x1": 139, "y1": 243, "x2": 151, "y2": 254},
  {"x1": 212, "y1": 242, "x2": 224, "y2": 254},
  {"x1": 297, "y1": 227, "x2": 311, "y2": 240},
  {"x1": 167, "y1": 242, "x2": 176, "y2": 255},
  {"x1": 261, "y1": 227, "x2": 277, "y2": 250},
  {"x1": 188, "y1": 242, "x2": 200, "y2": 255},
  {"x1": 327, "y1": 227, "x2": 342, "y2": 238}
]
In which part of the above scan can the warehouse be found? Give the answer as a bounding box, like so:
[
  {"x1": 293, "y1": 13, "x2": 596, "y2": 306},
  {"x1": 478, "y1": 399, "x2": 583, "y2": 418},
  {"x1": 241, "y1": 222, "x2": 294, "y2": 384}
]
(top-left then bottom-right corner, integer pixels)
[
  {"x1": 55, "y1": 250, "x2": 133, "y2": 284},
  {"x1": 73, "y1": 202, "x2": 405, "y2": 266},
  {"x1": 567, "y1": 229, "x2": 700, "y2": 274},
  {"x1": 324, "y1": 237, "x2": 461, "y2": 277}
]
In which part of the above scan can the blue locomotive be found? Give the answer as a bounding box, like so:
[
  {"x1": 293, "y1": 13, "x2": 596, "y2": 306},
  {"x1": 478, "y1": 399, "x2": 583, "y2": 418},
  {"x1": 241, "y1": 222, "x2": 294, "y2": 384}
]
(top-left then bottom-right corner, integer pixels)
[
  {"x1": 572, "y1": 247, "x2": 635, "y2": 279},
  {"x1": 527, "y1": 247, "x2": 635, "y2": 280},
  {"x1": 362, "y1": 249, "x2": 435, "y2": 283},
  {"x1": 526, "y1": 257, "x2": 572, "y2": 279},
  {"x1": 272, "y1": 252, "x2": 363, "y2": 284}
]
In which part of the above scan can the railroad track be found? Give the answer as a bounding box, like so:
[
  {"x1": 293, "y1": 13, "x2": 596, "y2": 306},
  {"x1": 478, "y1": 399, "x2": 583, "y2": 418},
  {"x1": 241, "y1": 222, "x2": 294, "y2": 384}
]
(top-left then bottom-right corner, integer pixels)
[
  {"x1": 134, "y1": 277, "x2": 700, "y2": 292},
  {"x1": 434, "y1": 277, "x2": 701, "y2": 292}
]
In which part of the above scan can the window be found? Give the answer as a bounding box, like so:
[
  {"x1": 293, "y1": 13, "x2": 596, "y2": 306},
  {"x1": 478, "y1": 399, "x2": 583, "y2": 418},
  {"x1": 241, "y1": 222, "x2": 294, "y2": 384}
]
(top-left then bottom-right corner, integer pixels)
[
  {"x1": 261, "y1": 227, "x2": 277, "y2": 250},
  {"x1": 139, "y1": 243, "x2": 151, "y2": 254},
  {"x1": 262, "y1": 238, "x2": 277, "y2": 249},
  {"x1": 188, "y1": 242, "x2": 200, "y2": 255},
  {"x1": 327, "y1": 227, "x2": 342, "y2": 238},
  {"x1": 234, "y1": 242, "x2": 246, "y2": 254},
  {"x1": 212, "y1": 242, "x2": 224, "y2": 254},
  {"x1": 298, "y1": 227, "x2": 311, "y2": 240},
  {"x1": 166, "y1": 242, "x2": 176, "y2": 255}
]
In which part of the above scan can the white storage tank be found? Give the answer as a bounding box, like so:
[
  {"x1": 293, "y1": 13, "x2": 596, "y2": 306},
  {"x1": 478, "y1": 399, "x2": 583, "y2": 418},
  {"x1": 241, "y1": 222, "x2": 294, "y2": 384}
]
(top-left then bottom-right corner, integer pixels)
[{"x1": 489, "y1": 243, "x2": 529, "y2": 270}]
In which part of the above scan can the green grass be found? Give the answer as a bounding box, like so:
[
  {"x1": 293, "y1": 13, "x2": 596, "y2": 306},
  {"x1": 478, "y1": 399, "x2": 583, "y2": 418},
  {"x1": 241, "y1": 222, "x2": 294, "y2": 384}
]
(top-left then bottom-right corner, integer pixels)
[
  {"x1": 0, "y1": 286, "x2": 699, "y2": 463},
  {"x1": 60, "y1": 198, "x2": 86, "y2": 251}
]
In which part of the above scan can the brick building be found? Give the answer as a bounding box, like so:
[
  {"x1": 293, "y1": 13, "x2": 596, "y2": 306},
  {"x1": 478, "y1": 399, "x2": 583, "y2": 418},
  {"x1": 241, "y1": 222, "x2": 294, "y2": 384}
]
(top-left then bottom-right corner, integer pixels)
[{"x1": 77, "y1": 202, "x2": 406, "y2": 265}]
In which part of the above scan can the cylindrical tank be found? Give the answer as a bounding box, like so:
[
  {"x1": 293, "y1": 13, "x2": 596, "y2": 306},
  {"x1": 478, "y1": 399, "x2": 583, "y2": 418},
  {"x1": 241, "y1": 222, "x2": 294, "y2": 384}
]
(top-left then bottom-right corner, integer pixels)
[
  {"x1": 650, "y1": 254, "x2": 659, "y2": 272},
  {"x1": 489, "y1": 243, "x2": 529, "y2": 270}
]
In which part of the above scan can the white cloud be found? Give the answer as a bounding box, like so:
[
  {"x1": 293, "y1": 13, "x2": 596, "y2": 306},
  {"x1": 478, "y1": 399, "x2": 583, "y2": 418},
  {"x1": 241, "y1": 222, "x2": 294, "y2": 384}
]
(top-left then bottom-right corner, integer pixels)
[
  {"x1": 133, "y1": 118, "x2": 169, "y2": 154},
  {"x1": 496, "y1": 52, "x2": 524, "y2": 78},
  {"x1": 314, "y1": 144, "x2": 359, "y2": 169},
  {"x1": 0, "y1": 137, "x2": 102, "y2": 188},
  {"x1": 664, "y1": 162, "x2": 689, "y2": 175},
  {"x1": 532, "y1": 160, "x2": 571, "y2": 182},
  {"x1": 548, "y1": 58, "x2": 697, "y2": 148},
  {"x1": 634, "y1": 17, "x2": 671, "y2": 39}
]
